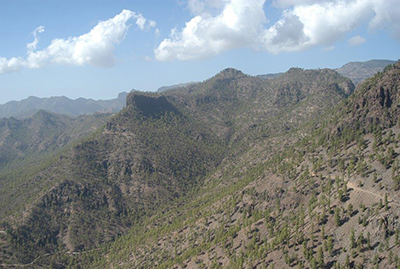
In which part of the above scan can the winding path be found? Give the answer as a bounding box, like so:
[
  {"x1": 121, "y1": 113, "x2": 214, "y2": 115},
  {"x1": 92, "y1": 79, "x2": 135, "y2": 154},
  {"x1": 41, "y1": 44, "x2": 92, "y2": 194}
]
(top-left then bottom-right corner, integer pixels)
[
  {"x1": 347, "y1": 181, "x2": 400, "y2": 207},
  {"x1": 0, "y1": 253, "x2": 52, "y2": 267}
]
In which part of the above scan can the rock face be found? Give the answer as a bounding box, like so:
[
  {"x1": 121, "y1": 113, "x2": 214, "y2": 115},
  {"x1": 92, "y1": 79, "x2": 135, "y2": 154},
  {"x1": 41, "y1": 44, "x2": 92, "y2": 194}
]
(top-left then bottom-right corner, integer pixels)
[{"x1": 339, "y1": 61, "x2": 400, "y2": 130}]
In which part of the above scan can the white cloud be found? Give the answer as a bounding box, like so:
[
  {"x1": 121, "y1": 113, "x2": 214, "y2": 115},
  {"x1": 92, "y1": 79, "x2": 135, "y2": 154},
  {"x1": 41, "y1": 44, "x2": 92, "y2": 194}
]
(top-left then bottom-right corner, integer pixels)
[
  {"x1": 135, "y1": 16, "x2": 147, "y2": 30},
  {"x1": 369, "y1": 0, "x2": 400, "y2": 39},
  {"x1": 187, "y1": 0, "x2": 225, "y2": 15},
  {"x1": 27, "y1": 26, "x2": 45, "y2": 51},
  {"x1": 272, "y1": 0, "x2": 324, "y2": 8},
  {"x1": 155, "y1": 0, "x2": 267, "y2": 61},
  {"x1": 0, "y1": 57, "x2": 25, "y2": 74},
  {"x1": 322, "y1": 45, "x2": 335, "y2": 51},
  {"x1": 263, "y1": 0, "x2": 373, "y2": 53},
  {"x1": 0, "y1": 10, "x2": 155, "y2": 74},
  {"x1": 348, "y1": 35, "x2": 366, "y2": 46},
  {"x1": 135, "y1": 15, "x2": 156, "y2": 31},
  {"x1": 148, "y1": 20, "x2": 157, "y2": 29},
  {"x1": 155, "y1": 28, "x2": 161, "y2": 39},
  {"x1": 155, "y1": 0, "x2": 400, "y2": 61}
]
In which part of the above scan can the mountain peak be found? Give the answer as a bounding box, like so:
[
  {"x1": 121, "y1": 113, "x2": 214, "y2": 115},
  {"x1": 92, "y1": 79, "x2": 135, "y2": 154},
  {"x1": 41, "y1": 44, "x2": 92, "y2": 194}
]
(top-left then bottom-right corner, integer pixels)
[{"x1": 215, "y1": 68, "x2": 246, "y2": 79}]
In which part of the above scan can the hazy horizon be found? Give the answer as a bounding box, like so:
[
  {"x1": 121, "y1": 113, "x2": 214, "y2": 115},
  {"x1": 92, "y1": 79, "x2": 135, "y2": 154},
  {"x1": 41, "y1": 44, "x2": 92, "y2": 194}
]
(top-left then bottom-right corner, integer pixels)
[{"x1": 1, "y1": 0, "x2": 399, "y2": 104}]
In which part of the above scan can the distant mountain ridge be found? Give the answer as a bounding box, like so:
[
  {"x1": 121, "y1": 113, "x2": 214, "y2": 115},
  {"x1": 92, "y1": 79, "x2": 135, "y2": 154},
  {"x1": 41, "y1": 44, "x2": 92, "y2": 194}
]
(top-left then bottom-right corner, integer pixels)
[
  {"x1": 157, "y1": 82, "x2": 199, "y2": 93},
  {"x1": 0, "y1": 92, "x2": 128, "y2": 119},
  {"x1": 255, "y1": 59, "x2": 395, "y2": 86},
  {"x1": 256, "y1": 72, "x2": 283, "y2": 80},
  {"x1": 336, "y1": 59, "x2": 396, "y2": 85}
]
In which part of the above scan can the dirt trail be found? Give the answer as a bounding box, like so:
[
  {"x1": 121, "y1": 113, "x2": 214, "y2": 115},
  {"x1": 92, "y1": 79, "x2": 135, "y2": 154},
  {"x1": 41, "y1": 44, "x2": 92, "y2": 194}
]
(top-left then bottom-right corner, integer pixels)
[
  {"x1": 0, "y1": 253, "x2": 52, "y2": 267},
  {"x1": 347, "y1": 181, "x2": 400, "y2": 207}
]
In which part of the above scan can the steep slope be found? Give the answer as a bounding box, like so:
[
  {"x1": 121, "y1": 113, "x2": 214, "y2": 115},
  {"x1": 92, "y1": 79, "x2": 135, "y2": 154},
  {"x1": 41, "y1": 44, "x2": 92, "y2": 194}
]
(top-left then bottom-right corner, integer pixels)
[
  {"x1": 76, "y1": 62, "x2": 400, "y2": 269},
  {"x1": 0, "y1": 92, "x2": 127, "y2": 119},
  {"x1": 0, "y1": 67, "x2": 355, "y2": 267},
  {"x1": 336, "y1": 59, "x2": 395, "y2": 85},
  {"x1": 341, "y1": 63, "x2": 400, "y2": 129}
]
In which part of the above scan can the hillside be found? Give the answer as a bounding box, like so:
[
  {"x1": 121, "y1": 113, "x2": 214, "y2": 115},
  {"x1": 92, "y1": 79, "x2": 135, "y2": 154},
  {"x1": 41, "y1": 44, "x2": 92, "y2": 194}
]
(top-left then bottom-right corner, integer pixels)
[
  {"x1": 0, "y1": 92, "x2": 128, "y2": 119},
  {"x1": 0, "y1": 110, "x2": 111, "y2": 166},
  {"x1": 74, "y1": 61, "x2": 400, "y2": 269},
  {"x1": 336, "y1": 59, "x2": 395, "y2": 85},
  {"x1": 0, "y1": 111, "x2": 111, "y2": 221},
  {"x1": 0, "y1": 66, "x2": 359, "y2": 267}
]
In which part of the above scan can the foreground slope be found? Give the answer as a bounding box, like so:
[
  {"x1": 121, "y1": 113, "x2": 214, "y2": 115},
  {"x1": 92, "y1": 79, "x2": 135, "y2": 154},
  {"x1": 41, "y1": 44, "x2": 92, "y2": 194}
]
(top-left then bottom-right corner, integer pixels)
[
  {"x1": 78, "y1": 62, "x2": 400, "y2": 269},
  {"x1": 0, "y1": 67, "x2": 355, "y2": 267}
]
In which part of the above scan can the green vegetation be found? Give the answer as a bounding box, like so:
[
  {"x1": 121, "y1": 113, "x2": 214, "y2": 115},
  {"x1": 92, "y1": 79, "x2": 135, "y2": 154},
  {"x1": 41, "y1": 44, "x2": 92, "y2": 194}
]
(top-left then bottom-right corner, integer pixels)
[{"x1": 1, "y1": 62, "x2": 400, "y2": 268}]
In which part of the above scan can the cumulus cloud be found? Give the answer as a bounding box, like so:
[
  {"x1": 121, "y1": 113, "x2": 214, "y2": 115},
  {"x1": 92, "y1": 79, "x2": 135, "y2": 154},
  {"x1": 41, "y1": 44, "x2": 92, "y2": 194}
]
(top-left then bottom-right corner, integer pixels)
[
  {"x1": 272, "y1": 0, "x2": 323, "y2": 8},
  {"x1": 135, "y1": 14, "x2": 157, "y2": 31},
  {"x1": 348, "y1": 35, "x2": 366, "y2": 46},
  {"x1": 187, "y1": 0, "x2": 226, "y2": 15},
  {"x1": 155, "y1": 0, "x2": 400, "y2": 61},
  {"x1": 155, "y1": 0, "x2": 267, "y2": 61},
  {"x1": 0, "y1": 10, "x2": 155, "y2": 74},
  {"x1": 0, "y1": 57, "x2": 25, "y2": 74}
]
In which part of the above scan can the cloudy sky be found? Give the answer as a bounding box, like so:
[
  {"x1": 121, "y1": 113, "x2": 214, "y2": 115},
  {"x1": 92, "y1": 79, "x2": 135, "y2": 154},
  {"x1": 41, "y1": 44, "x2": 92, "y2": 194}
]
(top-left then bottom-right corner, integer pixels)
[{"x1": 0, "y1": 0, "x2": 399, "y2": 104}]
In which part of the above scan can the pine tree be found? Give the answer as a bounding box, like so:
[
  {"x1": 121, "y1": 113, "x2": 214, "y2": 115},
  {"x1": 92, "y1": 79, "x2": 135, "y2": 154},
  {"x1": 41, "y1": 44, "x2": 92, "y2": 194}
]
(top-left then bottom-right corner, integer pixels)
[
  {"x1": 317, "y1": 247, "x2": 324, "y2": 268},
  {"x1": 327, "y1": 236, "x2": 334, "y2": 255},
  {"x1": 347, "y1": 203, "x2": 353, "y2": 217},
  {"x1": 334, "y1": 207, "x2": 341, "y2": 226},
  {"x1": 367, "y1": 232, "x2": 371, "y2": 250},
  {"x1": 350, "y1": 228, "x2": 355, "y2": 249}
]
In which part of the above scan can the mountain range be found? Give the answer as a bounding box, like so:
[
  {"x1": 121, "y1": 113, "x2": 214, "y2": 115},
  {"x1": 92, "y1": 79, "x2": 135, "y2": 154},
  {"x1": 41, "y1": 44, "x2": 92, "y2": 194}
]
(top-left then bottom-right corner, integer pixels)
[
  {"x1": 0, "y1": 60, "x2": 400, "y2": 268},
  {"x1": 157, "y1": 59, "x2": 395, "y2": 95},
  {"x1": 0, "y1": 92, "x2": 128, "y2": 119},
  {"x1": 1, "y1": 60, "x2": 393, "y2": 120}
]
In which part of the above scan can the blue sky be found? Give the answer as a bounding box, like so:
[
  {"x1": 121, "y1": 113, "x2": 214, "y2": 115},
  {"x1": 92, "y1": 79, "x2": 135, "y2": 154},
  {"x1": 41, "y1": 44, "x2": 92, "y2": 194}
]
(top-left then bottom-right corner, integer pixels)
[{"x1": 0, "y1": 0, "x2": 399, "y2": 104}]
